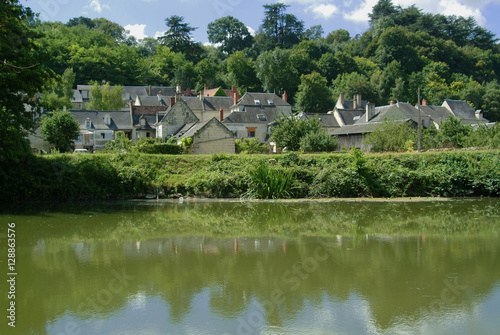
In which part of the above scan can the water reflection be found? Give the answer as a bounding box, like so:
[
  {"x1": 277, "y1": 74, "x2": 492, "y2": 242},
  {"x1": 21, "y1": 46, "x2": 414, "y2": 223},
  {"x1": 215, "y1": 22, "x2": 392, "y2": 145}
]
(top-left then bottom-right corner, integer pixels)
[{"x1": 0, "y1": 199, "x2": 499, "y2": 334}]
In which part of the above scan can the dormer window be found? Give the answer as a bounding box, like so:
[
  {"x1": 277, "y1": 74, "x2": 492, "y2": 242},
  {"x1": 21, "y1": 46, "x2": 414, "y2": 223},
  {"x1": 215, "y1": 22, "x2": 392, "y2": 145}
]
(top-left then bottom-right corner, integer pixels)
[
  {"x1": 140, "y1": 118, "x2": 146, "y2": 126},
  {"x1": 85, "y1": 118, "x2": 92, "y2": 128},
  {"x1": 257, "y1": 114, "x2": 267, "y2": 121},
  {"x1": 268, "y1": 99, "x2": 274, "y2": 105},
  {"x1": 254, "y1": 99, "x2": 261, "y2": 105},
  {"x1": 104, "y1": 114, "x2": 111, "y2": 126}
]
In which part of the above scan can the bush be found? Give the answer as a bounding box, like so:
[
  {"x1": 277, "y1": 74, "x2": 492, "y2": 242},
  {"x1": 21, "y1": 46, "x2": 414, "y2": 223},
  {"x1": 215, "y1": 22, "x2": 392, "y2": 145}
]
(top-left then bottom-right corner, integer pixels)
[
  {"x1": 133, "y1": 138, "x2": 182, "y2": 154},
  {"x1": 299, "y1": 131, "x2": 338, "y2": 152},
  {"x1": 248, "y1": 161, "x2": 293, "y2": 199},
  {"x1": 235, "y1": 138, "x2": 269, "y2": 154}
]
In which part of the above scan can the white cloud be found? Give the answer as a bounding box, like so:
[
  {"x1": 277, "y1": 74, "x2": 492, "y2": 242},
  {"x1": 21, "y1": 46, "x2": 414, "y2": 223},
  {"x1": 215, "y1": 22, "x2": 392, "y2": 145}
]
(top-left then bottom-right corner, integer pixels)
[
  {"x1": 309, "y1": 4, "x2": 339, "y2": 20},
  {"x1": 154, "y1": 31, "x2": 165, "y2": 39},
  {"x1": 343, "y1": 0, "x2": 377, "y2": 24},
  {"x1": 87, "y1": 0, "x2": 110, "y2": 13},
  {"x1": 247, "y1": 26, "x2": 256, "y2": 36},
  {"x1": 125, "y1": 24, "x2": 147, "y2": 40}
]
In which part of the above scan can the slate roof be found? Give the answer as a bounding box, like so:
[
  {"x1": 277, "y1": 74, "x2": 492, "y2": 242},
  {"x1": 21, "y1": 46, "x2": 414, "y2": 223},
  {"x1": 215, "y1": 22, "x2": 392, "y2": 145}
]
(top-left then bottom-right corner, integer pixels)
[
  {"x1": 133, "y1": 115, "x2": 156, "y2": 130},
  {"x1": 182, "y1": 96, "x2": 234, "y2": 112},
  {"x1": 337, "y1": 109, "x2": 365, "y2": 125},
  {"x1": 358, "y1": 103, "x2": 420, "y2": 124},
  {"x1": 149, "y1": 86, "x2": 176, "y2": 97},
  {"x1": 419, "y1": 105, "x2": 453, "y2": 124},
  {"x1": 174, "y1": 118, "x2": 234, "y2": 140},
  {"x1": 337, "y1": 99, "x2": 368, "y2": 110},
  {"x1": 298, "y1": 112, "x2": 340, "y2": 128},
  {"x1": 330, "y1": 122, "x2": 380, "y2": 136},
  {"x1": 71, "y1": 110, "x2": 132, "y2": 130},
  {"x1": 444, "y1": 99, "x2": 478, "y2": 120},
  {"x1": 236, "y1": 92, "x2": 290, "y2": 107},
  {"x1": 136, "y1": 96, "x2": 168, "y2": 107},
  {"x1": 223, "y1": 106, "x2": 284, "y2": 125}
]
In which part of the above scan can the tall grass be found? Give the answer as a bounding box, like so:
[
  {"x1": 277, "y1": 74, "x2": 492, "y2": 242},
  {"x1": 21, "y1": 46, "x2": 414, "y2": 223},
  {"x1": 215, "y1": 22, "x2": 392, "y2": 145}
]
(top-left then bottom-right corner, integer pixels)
[{"x1": 248, "y1": 161, "x2": 293, "y2": 199}]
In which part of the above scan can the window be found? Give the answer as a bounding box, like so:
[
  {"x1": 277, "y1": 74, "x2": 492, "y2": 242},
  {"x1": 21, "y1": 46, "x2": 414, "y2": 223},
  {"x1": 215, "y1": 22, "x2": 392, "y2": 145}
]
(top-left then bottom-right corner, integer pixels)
[
  {"x1": 247, "y1": 127, "x2": 256, "y2": 138},
  {"x1": 146, "y1": 132, "x2": 151, "y2": 138},
  {"x1": 140, "y1": 118, "x2": 146, "y2": 126},
  {"x1": 268, "y1": 99, "x2": 274, "y2": 105},
  {"x1": 257, "y1": 114, "x2": 267, "y2": 121},
  {"x1": 104, "y1": 114, "x2": 111, "y2": 126},
  {"x1": 101, "y1": 133, "x2": 106, "y2": 139},
  {"x1": 85, "y1": 118, "x2": 92, "y2": 128},
  {"x1": 254, "y1": 99, "x2": 261, "y2": 105}
]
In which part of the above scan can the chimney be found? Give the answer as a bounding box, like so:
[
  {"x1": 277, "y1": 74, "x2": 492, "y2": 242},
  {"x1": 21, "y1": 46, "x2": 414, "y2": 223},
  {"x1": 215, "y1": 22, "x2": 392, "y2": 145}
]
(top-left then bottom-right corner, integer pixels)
[
  {"x1": 422, "y1": 99, "x2": 427, "y2": 106},
  {"x1": 233, "y1": 92, "x2": 238, "y2": 106},
  {"x1": 365, "y1": 103, "x2": 375, "y2": 122},
  {"x1": 204, "y1": 85, "x2": 208, "y2": 96},
  {"x1": 200, "y1": 89, "x2": 204, "y2": 101},
  {"x1": 149, "y1": 85, "x2": 152, "y2": 96},
  {"x1": 175, "y1": 84, "x2": 181, "y2": 102},
  {"x1": 475, "y1": 110, "x2": 483, "y2": 120},
  {"x1": 390, "y1": 100, "x2": 395, "y2": 105},
  {"x1": 353, "y1": 95, "x2": 358, "y2": 109},
  {"x1": 170, "y1": 96, "x2": 175, "y2": 107},
  {"x1": 157, "y1": 91, "x2": 162, "y2": 102},
  {"x1": 219, "y1": 106, "x2": 224, "y2": 122},
  {"x1": 282, "y1": 90, "x2": 288, "y2": 103},
  {"x1": 357, "y1": 94, "x2": 362, "y2": 109},
  {"x1": 339, "y1": 92, "x2": 345, "y2": 107}
]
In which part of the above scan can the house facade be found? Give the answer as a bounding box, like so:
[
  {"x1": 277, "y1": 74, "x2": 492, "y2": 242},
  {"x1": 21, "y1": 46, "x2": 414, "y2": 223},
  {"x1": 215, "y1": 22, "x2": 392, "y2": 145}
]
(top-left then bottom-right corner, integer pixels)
[{"x1": 223, "y1": 92, "x2": 292, "y2": 143}]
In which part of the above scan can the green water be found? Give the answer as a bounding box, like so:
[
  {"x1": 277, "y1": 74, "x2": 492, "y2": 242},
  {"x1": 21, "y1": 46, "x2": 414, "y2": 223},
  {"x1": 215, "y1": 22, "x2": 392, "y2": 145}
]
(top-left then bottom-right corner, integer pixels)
[{"x1": 1, "y1": 199, "x2": 500, "y2": 334}]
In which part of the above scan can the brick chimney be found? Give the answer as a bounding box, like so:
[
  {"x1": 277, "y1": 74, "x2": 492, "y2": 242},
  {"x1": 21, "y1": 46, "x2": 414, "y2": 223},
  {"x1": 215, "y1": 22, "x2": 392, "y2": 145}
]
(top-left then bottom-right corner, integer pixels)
[
  {"x1": 390, "y1": 100, "x2": 395, "y2": 105},
  {"x1": 353, "y1": 94, "x2": 358, "y2": 109},
  {"x1": 282, "y1": 90, "x2": 288, "y2": 103},
  {"x1": 219, "y1": 106, "x2": 224, "y2": 122},
  {"x1": 422, "y1": 99, "x2": 427, "y2": 106},
  {"x1": 339, "y1": 92, "x2": 345, "y2": 107},
  {"x1": 233, "y1": 92, "x2": 238, "y2": 106},
  {"x1": 357, "y1": 94, "x2": 362, "y2": 108},
  {"x1": 175, "y1": 84, "x2": 181, "y2": 102},
  {"x1": 170, "y1": 96, "x2": 175, "y2": 107}
]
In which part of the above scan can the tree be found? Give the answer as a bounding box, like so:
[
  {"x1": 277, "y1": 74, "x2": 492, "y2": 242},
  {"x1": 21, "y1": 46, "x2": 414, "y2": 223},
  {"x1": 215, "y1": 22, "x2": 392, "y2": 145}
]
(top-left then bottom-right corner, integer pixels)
[
  {"x1": 369, "y1": 0, "x2": 399, "y2": 26},
  {"x1": 40, "y1": 110, "x2": 80, "y2": 152},
  {"x1": 257, "y1": 3, "x2": 304, "y2": 50},
  {"x1": 303, "y1": 25, "x2": 324, "y2": 40},
  {"x1": 41, "y1": 68, "x2": 76, "y2": 111},
  {"x1": 270, "y1": 116, "x2": 325, "y2": 151},
  {"x1": 255, "y1": 48, "x2": 299, "y2": 100},
  {"x1": 86, "y1": 82, "x2": 124, "y2": 111},
  {"x1": 227, "y1": 51, "x2": 260, "y2": 92},
  {"x1": 438, "y1": 116, "x2": 472, "y2": 148},
  {"x1": 296, "y1": 72, "x2": 334, "y2": 114},
  {"x1": 364, "y1": 120, "x2": 417, "y2": 152},
  {"x1": 299, "y1": 131, "x2": 338, "y2": 152},
  {"x1": 0, "y1": 0, "x2": 52, "y2": 161},
  {"x1": 159, "y1": 15, "x2": 203, "y2": 62},
  {"x1": 332, "y1": 72, "x2": 376, "y2": 103},
  {"x1": 207, "y1": 16, "x2": 253, "y2": 54}
]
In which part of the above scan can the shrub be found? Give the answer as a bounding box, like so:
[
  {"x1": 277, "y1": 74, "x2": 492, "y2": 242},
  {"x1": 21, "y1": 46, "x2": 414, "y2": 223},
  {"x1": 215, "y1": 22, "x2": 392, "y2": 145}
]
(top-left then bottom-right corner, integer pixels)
[{"x1": 248, "y1": 161, "x2": 293, "y2": 199}]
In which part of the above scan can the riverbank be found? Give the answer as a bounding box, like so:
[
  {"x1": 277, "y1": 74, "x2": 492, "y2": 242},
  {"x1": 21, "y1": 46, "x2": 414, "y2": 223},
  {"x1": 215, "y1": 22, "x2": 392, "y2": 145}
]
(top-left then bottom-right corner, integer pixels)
[{"x1": 2, "y1": 149, "x2": 499, "y2": 202}]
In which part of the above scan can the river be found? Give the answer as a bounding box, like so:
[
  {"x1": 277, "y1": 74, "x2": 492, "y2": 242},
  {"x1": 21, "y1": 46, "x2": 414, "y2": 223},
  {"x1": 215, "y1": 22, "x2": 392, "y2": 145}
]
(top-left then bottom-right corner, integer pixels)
[{"x1": 1, "y1": 198, "x2": 499, "y2": 334}]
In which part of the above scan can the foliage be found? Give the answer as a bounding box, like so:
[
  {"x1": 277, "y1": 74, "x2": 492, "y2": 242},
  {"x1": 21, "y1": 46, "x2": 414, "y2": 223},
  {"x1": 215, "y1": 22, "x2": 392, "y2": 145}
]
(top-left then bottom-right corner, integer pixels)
[
  {"x1": 235, "y1": 138, "x2": 269, "y2": 154},
  {"x1": 299, "y1": 131, "x2": 338, "y2": 153},
  {"x1": 105, "y1": 131, "x2": 132, "y2": 152},
  {"x1": 40, "y1": 68, "x2": 75, "y2": 111},
  {"x1": 438, "y1": 116, "x2": 473, "y2": 148},
  {"x1": 0, "y1": 0, "x2": 52, "y2": 162},
  {"x1": 86, "y1": 82, "x2": 125, "y2": 110},
  {"x1": 180, "y1": 137, "x2": 193, "y2": 153},
  {"x1": 159, "y1": 15, "x2": 203, "y2": 62},
  {"x1": 364, "y1": 120, "x2": 417, "y2": 152},
  {"x1": 248, "y1": 161, "x2": 293, "y2": 199},
  {"x1": 257, "y1": 3, "x2": 304, "y2": 50},
  {"x1": 40, "y1": 110, "x2": 80, "y2": 152},
  {"x1": 207, "y1": 16, "x2": 253, "y2": 54},
  {"x1": 295, "y1": 72, "x2": 335, "y2": 114},
  {"x1": 270, "y1": 116, "x2": 323, "y2": 151}
]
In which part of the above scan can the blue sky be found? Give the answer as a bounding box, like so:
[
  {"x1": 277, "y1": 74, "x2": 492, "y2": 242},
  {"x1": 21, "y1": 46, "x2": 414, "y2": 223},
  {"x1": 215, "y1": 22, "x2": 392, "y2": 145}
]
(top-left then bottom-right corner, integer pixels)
[{"x1": 23, "y1": 0, "x2": 500, "y2": 43}]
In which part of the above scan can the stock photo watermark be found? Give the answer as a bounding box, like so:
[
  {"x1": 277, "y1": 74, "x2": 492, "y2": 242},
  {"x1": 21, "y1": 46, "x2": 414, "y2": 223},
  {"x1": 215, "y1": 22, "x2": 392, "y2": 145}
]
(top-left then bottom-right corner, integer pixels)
[
  {"x1": 235, "y1": 238, "x2": 334, "y2": 335},
  {"x1": 36, "y1": 0, "x2": 70, "y2": 21},
  {"x1": 6, "y1": 223, "x2": 16, "y2": 328},
  {"x1": 213, "y1": 0, "x2": 243, "y2": 17},
  {"x1": 55, "y1": 268, "x2": 135, "y2": 335}
]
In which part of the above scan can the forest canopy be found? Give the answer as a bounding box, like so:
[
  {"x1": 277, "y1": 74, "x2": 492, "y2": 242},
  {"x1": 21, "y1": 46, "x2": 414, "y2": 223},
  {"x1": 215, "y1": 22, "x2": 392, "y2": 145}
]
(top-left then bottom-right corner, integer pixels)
[{"x1": 30, "y1": 0, "x2": 500, "y2": 121}]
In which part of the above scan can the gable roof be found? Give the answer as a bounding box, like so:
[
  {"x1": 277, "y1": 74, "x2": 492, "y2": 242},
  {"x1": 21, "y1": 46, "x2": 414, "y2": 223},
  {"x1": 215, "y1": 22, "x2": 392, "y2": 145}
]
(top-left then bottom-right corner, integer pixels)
[
  {"x1": 175, "y1": 118, "x2": 234, "y2": 139},
  {"x1": 337, "y1": 99, "x2": 368, "y2": 110},
  {"x1": 419, "y1": 105, "x2": 454, "y2": 124},
  {"x1": 298, "y1": 112, "x2": 340, "y2": 128},
  {"x1": 136, "y1": 96, "x2": 168, "y2": 107},
  {"x1": 158, "y1": 99, "x2": 199, "y2": 124},
  {"x1": 222, "y1": 106, "x2": 287, "y2": 125},
  {"x1": 336, "y1": 109, "x2": 365, "y2": 126},
  {"x1": 182, "y1": 96, "x2": 234, "y2": 112},
  {"x1": 358, "y1": 102, "x2": 421, "y2": 124},
  {"x1": 236, "y1": 92, "x2": 290, "y2": 107},
  {"x1": 443, "y1": 99, "x2": 484, "y2": 120},
  {"x1": 71, "y1": 110, "x2": 132, "y2": 130},
  {"x1": 132, "y1": 115, "x2": 156, "y2": 130}
]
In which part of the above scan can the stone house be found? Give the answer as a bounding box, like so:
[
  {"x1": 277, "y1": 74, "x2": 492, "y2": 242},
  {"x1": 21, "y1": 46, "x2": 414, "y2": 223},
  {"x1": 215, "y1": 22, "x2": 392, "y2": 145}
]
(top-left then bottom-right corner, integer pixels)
[
  {"x1": 222, "y1": 92, "x2": 292, "y2": 143},
  {"x1": 174, "y1": 117, "x2": 235, "y2": 154}
]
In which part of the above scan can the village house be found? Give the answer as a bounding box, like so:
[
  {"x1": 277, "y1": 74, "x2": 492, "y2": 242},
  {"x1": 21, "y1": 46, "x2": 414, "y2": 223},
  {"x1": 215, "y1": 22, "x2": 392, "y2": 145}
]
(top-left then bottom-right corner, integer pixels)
[
  {"x1": 222, "y1": 92, "x2": 292, "y2": 143},
  {"x1": 330, "y1": 97, "x2": 490, "y2": 151}
]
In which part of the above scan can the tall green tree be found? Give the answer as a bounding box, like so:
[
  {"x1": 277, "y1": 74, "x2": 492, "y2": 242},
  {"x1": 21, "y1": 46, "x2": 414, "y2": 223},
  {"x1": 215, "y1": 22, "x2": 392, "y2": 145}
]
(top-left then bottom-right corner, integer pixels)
[
  {"x1": 40, "y1": 110, "x2": 80, "y2": 152},
  {"x1": 0, "y1": 0, "x2": 52, "y2": 161},
  {"x1": 226, "y1": 51, "x2": 260, "y2": 92},
  {"x1": 86, "y1": 82, "x2": 124, "y2": 111},
  {"x1": 255, "y1": 48, "x2": 299, "y2": 100},
  {"x1": 257, "y1": 3, "x2": 304, "y2": 50},
  {"x1": 159, "y1": 15, "x2": 203, "y2": 62},
  {"x1": 369, "y1": 0, "x2": 399, "y2": 26},
  {"x1": 207, "y1": 16, "x2": 253, "y2": 54},
  {"x1": 270, "y1": 116, "x2": 324, "y2": 151},
  {"x1": 296, "y1": 72, "x2": 334, "y2": 114}
]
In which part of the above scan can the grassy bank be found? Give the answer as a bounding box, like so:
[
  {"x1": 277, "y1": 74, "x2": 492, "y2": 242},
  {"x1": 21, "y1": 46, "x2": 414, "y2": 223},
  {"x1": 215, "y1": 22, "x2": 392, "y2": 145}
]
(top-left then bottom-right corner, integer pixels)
[{"x1": 2, "y1": 149, "x2": 499, "y2": 202}]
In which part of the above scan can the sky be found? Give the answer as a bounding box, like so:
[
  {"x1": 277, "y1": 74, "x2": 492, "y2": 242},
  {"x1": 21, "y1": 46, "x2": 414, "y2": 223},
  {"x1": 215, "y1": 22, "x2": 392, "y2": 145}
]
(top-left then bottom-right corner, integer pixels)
[{"x1": 23, "y1": 0, "x2": 500, "y2": 44}]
